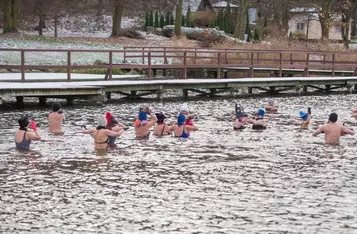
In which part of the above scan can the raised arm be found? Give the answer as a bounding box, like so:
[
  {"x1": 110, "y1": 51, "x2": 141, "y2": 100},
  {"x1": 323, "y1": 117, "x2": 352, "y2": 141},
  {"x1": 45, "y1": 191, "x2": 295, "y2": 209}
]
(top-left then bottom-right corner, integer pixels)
[
  {"x1": 147, "y1": 114, "x2": 158, "y2": 128},
  {"x1": 105, "y1": 128, "x2": 124, "y2": 137},
  {"x1": 186, "y1": 124, "x2": 198, "y2": 132},
  {"x1": 27, "y1": 131, "x2": 41, "y2": 141},
  {"x1": 82, "y1": 129, "x2": 95, "y2": 134},
  {"x1": 312, "y1": 126, "x2": 324, "y2": 137}
]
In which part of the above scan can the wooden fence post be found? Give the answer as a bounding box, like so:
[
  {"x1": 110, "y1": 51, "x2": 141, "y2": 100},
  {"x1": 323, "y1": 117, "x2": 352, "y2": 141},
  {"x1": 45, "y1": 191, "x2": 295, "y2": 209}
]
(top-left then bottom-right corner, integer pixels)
[
  {"x1": 148, "y1": 52, "x2": 152, "y2": 80},
  {"x1": 217, "y1": 52, "x2": 221, "y2": 79},
  {"x1": 21, "y1": 50, "x2": 25, "y2": 82},
  {"x1": 109, "y1": 51, "x2": 113, "y2": 80},
  {"x1": 184, "y1": 52, "x2": 188, "y2": 79},
  {"x1": 67, "y1": 51, "x2": 71, "y2": 82},
  {"x1": 332, "y1": 54, "x2": 335, "y2": 77},
  {"x1": 305, "y1": 54, "x2": 309, "y2": 77},
  {"x1": 250, "y1": 52, "x2": 254, "y2": 78},
  {"x1": 279, "y1": 53, "x2": 282, "y2": 77}
]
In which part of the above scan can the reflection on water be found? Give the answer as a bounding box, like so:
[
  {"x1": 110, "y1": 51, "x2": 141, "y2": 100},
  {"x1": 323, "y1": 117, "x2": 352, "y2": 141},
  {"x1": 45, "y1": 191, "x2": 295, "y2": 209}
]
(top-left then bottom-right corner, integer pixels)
[{"x1": 1, "y1": 95, "x2": 357, "y2": 233}]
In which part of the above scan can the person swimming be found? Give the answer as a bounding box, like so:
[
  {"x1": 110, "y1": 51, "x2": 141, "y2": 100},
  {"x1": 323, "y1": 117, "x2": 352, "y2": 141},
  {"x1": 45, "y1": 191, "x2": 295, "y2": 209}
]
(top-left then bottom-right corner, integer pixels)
[
  {"x1": 250, "y1": 108, "x2": 266, "y2": 130},
  {"x1": 313, "y1": 113, "x2": 354, "y2": 145},
  {"x1": 299, "y1": 109, "x2": 311, "y2": 129},
  {"x1": 48, "y1": 102, "x2": 65, "y2": 134},
  {"x1": 153, "y1": 112, "x2": 172, "y2": 136},
  {"x1": 15, "y1": 116, "x2": 41, "y2": 150},
  {"x1": 105, "y1": 112, "x2": 127, "y2": 147},
  {"x1": 265, "y1": 99, "x2": 278, "y2": 113},
  {"x1": 233, "y1": 104, "x2": 248, "y2": 130},
  {"x1": 173, "y1": 114, "x2": 198, "y2": 138},
  {"x1": 82, "y1": 115, "x2": 124, "y2": 153},
  {"x1": 179, "y1": 103, "x2": 195, "y2": 126},
  {"x1": 135, "y1": 106, "x2": 157, "y2": 138}
]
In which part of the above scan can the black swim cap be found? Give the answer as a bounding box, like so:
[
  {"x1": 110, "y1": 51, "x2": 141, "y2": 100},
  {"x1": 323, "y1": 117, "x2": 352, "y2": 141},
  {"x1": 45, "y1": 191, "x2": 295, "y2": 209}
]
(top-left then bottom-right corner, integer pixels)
[
  {"x1": 52, "y1": 103, "x2": 61, "y2": 112},
  {"x1": 328, "y1": 113, "x2": 338, "y2": 123},
  {"x1": 155, "y1": 112, "x2": 166, "y2": 123},
  {"x1": 18, "y1": 116, "x2": 29, "y2": 128}
]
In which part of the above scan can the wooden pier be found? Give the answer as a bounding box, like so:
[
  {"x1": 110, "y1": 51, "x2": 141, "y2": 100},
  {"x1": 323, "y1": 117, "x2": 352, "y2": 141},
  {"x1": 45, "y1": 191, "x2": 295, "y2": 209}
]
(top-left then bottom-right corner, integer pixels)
[{"x1": 1, "y1": 76, "x2": 357, "y2": 105}]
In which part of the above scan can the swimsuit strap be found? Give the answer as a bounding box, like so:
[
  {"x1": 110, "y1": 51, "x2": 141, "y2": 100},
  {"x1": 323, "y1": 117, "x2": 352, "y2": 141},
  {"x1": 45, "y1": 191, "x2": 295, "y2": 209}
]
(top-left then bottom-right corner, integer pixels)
[
  {"x1": 161, "y1": 124, "x2": 166, "y2": 135},
  {"x1": 256, "y1": 118, "x2": 264, "y2": 120}
]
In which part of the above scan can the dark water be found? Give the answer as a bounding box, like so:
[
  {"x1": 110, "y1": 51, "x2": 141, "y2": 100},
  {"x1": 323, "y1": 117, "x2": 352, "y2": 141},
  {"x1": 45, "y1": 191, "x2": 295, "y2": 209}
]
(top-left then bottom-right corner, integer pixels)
[{"x1": 1, "y1": 94, "x2": 357, "y2": 233}]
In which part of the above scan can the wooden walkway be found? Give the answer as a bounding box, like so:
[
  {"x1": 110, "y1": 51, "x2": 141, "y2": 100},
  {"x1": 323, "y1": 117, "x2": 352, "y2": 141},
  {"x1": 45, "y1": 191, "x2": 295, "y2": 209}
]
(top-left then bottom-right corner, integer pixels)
[{"x1": 1, "y1": 76, "x2": 357, "y2": 105}]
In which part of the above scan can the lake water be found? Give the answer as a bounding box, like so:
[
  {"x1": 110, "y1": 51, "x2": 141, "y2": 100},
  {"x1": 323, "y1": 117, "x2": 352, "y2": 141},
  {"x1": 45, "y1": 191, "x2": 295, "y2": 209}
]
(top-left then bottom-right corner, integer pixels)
[{"x1": 1, "y1": 94, "x2": 357, "y2": 233}]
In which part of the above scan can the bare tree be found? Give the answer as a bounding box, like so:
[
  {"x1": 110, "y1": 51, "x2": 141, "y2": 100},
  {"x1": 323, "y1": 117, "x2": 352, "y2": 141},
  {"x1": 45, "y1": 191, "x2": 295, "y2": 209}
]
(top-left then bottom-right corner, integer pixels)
[
  {"x1": 234, "y1": 0, "x2": 248, "y2": 40},
  {"x1": 175, "y1": 0, "x2": 183, "y2": 36},
  {"x1": 2, "y1": 0, "x2": 18, "y2": 33}
]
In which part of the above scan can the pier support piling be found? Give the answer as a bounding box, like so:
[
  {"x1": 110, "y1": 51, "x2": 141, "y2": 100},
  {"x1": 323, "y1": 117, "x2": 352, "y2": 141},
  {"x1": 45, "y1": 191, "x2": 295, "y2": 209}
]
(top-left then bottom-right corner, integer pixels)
[
  {"x1": 248, "y1": 87, "x2": 253, "y2": 94},
  {"x1": 0, "y1": 97, "x2": 3, "y2": 105},
  {"x1": 325, "y1": 85, "x2": 331, "y2": 93},
  {"x1": 303, "y1": 86, "x2": 308, "y2": 92},
  {"x1": 67, "y1": 97, "x2": 74, "y2": 105},
  {"x1": 183, "y1": 89, "x2": 189, "y2": 98},
  {"x1": 16, "y1": 96, "x2": 24, "y2": 104},
  {"x1": 157, "y1": 90, "x2": 164, "y2": 100},
  {"x1": 39, "y1": 97, "x2": 47, "y2": 106},
  {"x1": 106, "y1": 92, "x2": 111, "y2": 100}
]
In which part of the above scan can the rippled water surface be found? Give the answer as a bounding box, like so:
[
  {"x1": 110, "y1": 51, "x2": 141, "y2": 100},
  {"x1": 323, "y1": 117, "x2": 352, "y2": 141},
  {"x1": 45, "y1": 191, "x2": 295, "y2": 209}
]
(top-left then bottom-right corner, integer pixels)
[{"x1": 1, "y1": 94, "x2": 357, "y2": 233}]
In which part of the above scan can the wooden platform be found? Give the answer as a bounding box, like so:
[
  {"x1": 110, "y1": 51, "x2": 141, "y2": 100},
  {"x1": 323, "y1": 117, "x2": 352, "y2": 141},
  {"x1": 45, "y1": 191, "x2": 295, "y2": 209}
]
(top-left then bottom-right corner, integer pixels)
[{"x1": 1, "y1": 76, "x2": 357, "y2": 105}]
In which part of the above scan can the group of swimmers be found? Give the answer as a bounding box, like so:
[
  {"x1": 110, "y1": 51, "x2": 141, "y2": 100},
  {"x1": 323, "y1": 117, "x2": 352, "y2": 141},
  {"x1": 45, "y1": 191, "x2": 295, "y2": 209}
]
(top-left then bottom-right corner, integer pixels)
[{"x1": 14, "y1": 100, "x2": 357, "y2": 154}]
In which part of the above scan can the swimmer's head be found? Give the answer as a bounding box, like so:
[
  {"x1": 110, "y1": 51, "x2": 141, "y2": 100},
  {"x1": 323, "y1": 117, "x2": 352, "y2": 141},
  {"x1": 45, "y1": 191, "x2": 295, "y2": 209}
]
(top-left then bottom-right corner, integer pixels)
[
  {"x1": 97, "y1": 115, "x2": 107, "y2": 127},
  {"x1": 235, "y1": 104, "x2": 244, "y2": 115},
  {"x1": 268, "y1": 99, "x2": 274, "y2": 104},
  {"x1": 52, "y1": 102, "x2": 61, "y2": 112},
  {"x1": 256, "y1": 108, "x2": 265, "y2": 118},
  {"x1": 179, "y1": 103, "x2": 189, "y2": 115},
  {"x1": 177, "y1": 114, "x2": 186, "y2": 126},
  {"x1": 328, "y1": 113, "x2": 338, "y2": 123},
  {"x1": 18, "y1": 116, "x2": 30, "y2": 128},
  {"x1": 299, "y1": 111, "x2": 308, "y2": 121},
  {"x1": 155, "y1": 112, "x2": 166, "y2": 123},
  {"x1": 106, "y1": 112, "x2": 118, "y2": 125},
  {"x1": 138, "y1": 111, "x2": 147, "y2": 121}
]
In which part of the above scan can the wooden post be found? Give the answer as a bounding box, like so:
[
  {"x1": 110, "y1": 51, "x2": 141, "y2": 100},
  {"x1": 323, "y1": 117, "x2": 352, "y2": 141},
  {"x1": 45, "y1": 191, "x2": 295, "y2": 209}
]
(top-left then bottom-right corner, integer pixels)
[
  {"x1": 225, "y1": 49, "x2": 228, "y2": 64},
  {"x1": 183, "y1": 52, "x2": 187, "y2": 79},
  {"x1": 183, "y1": 89, "x2": 189, "y2": 98},
  {"x1": 67, "y1": 51, "x2": 71, "y2": 82},
  {"x1": 123, "y1": 48, "x2": 126, "y2": 63},
  {"x1": 305, "y1": 54, "x2": 309, "y2": 77},
  {"x1": 279, "y1": 53, "x2": 282, "y2": 77},
  {"x1": 217, "y1": 52, "x2": 221, "y2": 79},
  {"x1": 250, "y1": 52, "x2": 254, "y2": 78},
  {"x1": 106, "y1": 92, "x2": 111, "y2": 99},
  {"x1": 21, "y1": 50, "x2": 25, "y2": 82},
  {"x1": 109, "y1": 51, "x2": 113, "y2": 80},
  {"x1": 257, "y1": 52, "x2": 260, "y2": 64},
  {"x1": 39, "y1": 97, "x2": 47, "y2": 106},
  {"x1": 164, "y1": 47, "x2": 168, "y2": 64},
  {"x1": 290, "y1": 54, "x2": 293, "y2": 65},
  {"x1": 148, "y1": 52, "x2": 152, "y2": 80},
  {"x1": 194, "y1": 48, "x2": 197, "y2": 64},
  {"x1": 142, "y1": 47, "x2": 145, "y2": 64},
  {"x1": 332, "y1": 54, "x2": 335, "y2": 77}
]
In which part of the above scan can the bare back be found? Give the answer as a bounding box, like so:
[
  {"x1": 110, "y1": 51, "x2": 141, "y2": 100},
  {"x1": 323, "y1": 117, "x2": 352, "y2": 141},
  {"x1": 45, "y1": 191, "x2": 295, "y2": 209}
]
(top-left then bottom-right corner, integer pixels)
[
  {"x1": 313, "y1": 123, "x2": 354, "y2": 145},
  {"x1": 48, "y1": 112, "x2": 65, "y2": 133},
  {"x1": 135, "y1": 119, "x2": 156, "y2": 137},
  {"x1": 153, "y1": 124, "x2": 171, "y2": 136}
]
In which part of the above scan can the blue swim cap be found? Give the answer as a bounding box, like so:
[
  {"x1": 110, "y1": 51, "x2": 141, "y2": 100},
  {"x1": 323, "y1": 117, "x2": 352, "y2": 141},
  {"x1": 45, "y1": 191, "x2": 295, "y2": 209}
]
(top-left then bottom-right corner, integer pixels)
[
  {"x1": 177, "y1": 114, "x2": 186, "y2": 126},
  {"x1": 138, "y1": 111, "x2": 147, "y2": 121},
  {"x1": 299, "y1": 111, "x2": 308, "y2": 121},
  {"x1": 256, "y1": 108, "x2": 265, "y2": 118}
]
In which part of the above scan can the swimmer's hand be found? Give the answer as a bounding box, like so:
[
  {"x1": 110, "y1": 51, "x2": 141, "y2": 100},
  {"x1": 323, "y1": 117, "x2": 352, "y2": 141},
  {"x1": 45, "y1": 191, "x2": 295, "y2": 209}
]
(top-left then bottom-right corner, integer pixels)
[
  {"x1": 29, "y1": 120, "x2": 38, "y2": 132},
  {"x1": 81, "y1": 125, "x2": 87, "y2": 130},
  {"x1": 124, "y1": 127, "x2": 129, "y2": 130}
]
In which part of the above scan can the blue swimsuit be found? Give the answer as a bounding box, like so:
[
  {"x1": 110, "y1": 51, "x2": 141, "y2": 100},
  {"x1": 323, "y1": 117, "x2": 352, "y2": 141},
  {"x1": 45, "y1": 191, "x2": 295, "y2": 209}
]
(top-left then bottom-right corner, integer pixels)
[
  {"x1": 15, "y1": 131, "x2": 31, "y2": 150},
  {"x1": 177, "y1": 125, "x2": 189, "y2": 138}
]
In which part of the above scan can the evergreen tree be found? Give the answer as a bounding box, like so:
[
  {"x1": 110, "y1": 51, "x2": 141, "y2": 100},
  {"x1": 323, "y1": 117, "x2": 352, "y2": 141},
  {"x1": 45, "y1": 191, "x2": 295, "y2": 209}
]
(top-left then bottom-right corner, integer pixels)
[
  {"x1": 181, "y1": 14, "x2": 185, "y2": 27},
  {"x1": 145, "y1": 12, "x2": 149, "y2": 28},
  {"x1": 149, "y1": 11, "x2": 154, "y2": 27},
  {"x1": 218, "y1": 10, "x2": 224, "y2": 31},
  {"x1": 253, "y1": 28, "x2": 260, "y2": 41},
  {"x1": 160, "y1": 14, "x2": 165, "y2": 28},
  {"x1": 166, "y1": 12, "x2": 170, "y2": 26},
  {"x1": 170, "y1": 13, "x2": 174, "y2": 25},
  {"x1": 154, "y1": 11, "x2": 159, "y2": 28},
  {"x1": 225, "y1": 3, "x2": 232, "y2": 33},
  {"x1": 245, "y1": 12, "x2": 252, "y2": 41},
  {"x1": 186, "y1": 5, "x2": 192, "y2": 27}
]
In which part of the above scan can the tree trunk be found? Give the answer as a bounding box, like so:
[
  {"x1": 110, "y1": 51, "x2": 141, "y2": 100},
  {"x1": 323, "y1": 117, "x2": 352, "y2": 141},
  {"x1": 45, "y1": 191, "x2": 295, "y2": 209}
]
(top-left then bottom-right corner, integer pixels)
[
  {"x1": 318, "y1": 0, "x2": 332, "y2": 41},
  {"x1": 175, "y1": 0, "x2": 183, "y2": 36},
  {"x1": 319, "y1": 17, "x2": 330, "y2": 41},
  {"x1": 234, "y1": 0, "x2": 247, "y2": 40},
  {"x1": 3, "y1": 0, "x2": 18, "y2": 33},
  {"x1": 54, "y1": 15, "x2": 59, "y2": 37},
  {"x1": 39, "y1": 14, "x2": 45, "y2": 36},
  {"x1": 111, "y1": 0, "x2": 124, "y2": 37}
]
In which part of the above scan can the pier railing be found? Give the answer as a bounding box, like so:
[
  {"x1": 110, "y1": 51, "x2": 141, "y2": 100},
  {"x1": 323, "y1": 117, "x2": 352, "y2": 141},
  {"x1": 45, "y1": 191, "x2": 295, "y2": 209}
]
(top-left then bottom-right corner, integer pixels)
[{"x1": 1, "y1": 47, "x2": 357, "y2": 82}]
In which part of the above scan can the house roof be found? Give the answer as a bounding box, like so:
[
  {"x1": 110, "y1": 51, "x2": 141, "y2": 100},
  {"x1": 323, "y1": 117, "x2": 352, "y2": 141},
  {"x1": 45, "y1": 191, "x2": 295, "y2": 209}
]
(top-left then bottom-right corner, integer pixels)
[
  {"x1": 289, "y1": 8, "x2": 318, "y2": 13},
  {"x1": 212, "y1": 1, "x2": 239, "y2": 8}
]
